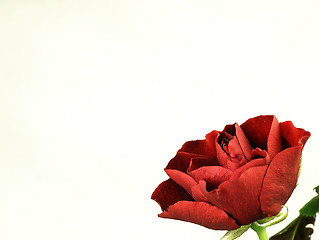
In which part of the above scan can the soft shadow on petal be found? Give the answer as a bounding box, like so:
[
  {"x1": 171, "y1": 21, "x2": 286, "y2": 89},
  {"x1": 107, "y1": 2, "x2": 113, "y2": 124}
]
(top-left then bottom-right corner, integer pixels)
[
  {"x1": 151, "y1": 179, "x2": 194, "y2": 211},
  {"x1": 159, "y1": 201, "x2": 239, "y2": 230},
  {"x1": 203, "y1": 165, "x2": 268, "y2": 225},
  {"x1": 260, "y1": 146, "x2": 303, "y2": 216}
]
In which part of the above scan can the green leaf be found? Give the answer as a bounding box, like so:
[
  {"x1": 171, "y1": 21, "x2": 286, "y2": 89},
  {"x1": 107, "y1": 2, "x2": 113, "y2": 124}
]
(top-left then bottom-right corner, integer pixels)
[
  {"x1": 269, "y1": 215, "x2": 315, "y2": 240},
  {"x1": 299, "y1": 196, "x2": 319, "y2": 217},
  {"x1": 314, "y1": 185, "x2": 319, "y2": 194},
  {"x1": 220, "y1": 224, "x2": 251, "y2": 240}
]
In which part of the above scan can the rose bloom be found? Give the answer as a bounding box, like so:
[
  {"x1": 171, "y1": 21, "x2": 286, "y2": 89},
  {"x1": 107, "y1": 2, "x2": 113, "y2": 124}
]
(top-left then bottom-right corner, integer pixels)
[{"x1": 151, "y1": 115, "x2": 310, "y2": 230}]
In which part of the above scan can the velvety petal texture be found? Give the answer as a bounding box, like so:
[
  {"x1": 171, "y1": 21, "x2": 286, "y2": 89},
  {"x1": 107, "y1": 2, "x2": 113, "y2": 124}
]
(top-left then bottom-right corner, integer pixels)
[{"x1": 152, "y1": 115, "x2": 310, "y2": 231}]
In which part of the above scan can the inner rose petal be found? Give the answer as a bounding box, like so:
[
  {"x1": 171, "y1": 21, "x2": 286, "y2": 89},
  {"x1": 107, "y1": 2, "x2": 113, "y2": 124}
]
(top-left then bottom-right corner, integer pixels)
[
  {"x1": 188, "y1": 166, "x2": 233, "y2": 191},
  {"x1": 235, "y1": 123, "x2": 253, "y2": 160},
  {"x1": 228, "y1": 136, "x2": 243, "y2": 157}
]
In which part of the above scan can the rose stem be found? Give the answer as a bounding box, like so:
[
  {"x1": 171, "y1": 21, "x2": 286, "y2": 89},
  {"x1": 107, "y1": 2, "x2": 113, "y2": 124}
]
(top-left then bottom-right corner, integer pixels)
[{"x1": 251, "y1": 222, "x2": 269, "y2": 240}]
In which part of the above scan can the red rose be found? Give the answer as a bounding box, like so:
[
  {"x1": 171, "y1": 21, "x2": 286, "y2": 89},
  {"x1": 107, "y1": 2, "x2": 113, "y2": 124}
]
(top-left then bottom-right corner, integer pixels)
[{"x1": 151, "y1": 115, "x2": 310, "y2": 230}]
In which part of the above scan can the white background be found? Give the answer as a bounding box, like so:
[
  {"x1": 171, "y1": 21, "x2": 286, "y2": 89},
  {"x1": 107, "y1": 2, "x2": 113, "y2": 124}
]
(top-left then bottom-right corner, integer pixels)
[{"x1": 0, "y1": 1, "x2": 318, "y2": 239}]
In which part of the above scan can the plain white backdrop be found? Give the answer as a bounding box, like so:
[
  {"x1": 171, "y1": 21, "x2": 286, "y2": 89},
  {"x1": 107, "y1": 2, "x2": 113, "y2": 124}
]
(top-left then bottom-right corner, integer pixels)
[{"x1": 0, "y1": 0, "x2": 318, "y2": 239}]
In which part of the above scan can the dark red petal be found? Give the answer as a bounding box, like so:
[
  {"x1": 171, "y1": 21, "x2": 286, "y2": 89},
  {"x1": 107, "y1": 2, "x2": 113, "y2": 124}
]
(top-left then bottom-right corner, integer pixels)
[
  {"x1": 203, "y1": 165, "x2": 268, "y2": 225},
  {"x1": 187, "y1": 156, "x2": 218, "y2": 172},
  {"x1": 251, "y1": 148, "x2": 268, "y2": 159},
  {"x1": 190, "y1": 183, "x2": 209, "y2": 202},
  {"x1": 166, "y1": 152, "x2": 207, "y2": 172},
  {"x1": 151, "y1": 179, "x2": 194, "y2": 211},
  {"x1": 229, "y1": 156, "x2": 270, "y2": 181},
  {"x1": 228, "y1": 136, "x2": 243, "y2": 157},
  {"x1": 216, "y1": 142, "x2": 241, "y2": 171},
  {"x1": 205, "y1": 130, "x2": 219, "y2": 154},
  {"x1": 267, "y1": 116, "x2": 282, "y2": 159},
  {"x1": 159, "y1": 201, "x2": 239, "y2": 230},
  {"x1": 280, "y1": 121, "x2": 311, "y2": 148},
  {"x1": 260, "y1": 146, "x2": 303, "y2": 216},
  {"x1": 235, "y1": 123, "x2": 253, "y2": 160},
  {"x1": 180, "y1": 139, "x2": 214, "y2": 155},
  {"x1": 240, "y1": 115, "x2": 274, "y2": 150},
  {"x1": 165, "y1": 169, "x2": 197, "y2": 197},
  {"x1": 188, "y1": 166, "x2": 233, "y2": 191},
  {"x1": 166, "y1": 138, "x2": 218, "y2": 172},
  {"x1": 223, "y1": 124, "x2": 236, "y2": 136}
]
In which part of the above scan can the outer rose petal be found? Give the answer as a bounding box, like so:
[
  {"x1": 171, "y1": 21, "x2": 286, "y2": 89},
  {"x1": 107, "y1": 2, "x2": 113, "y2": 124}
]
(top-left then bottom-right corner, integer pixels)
[
  {"x1": 159, "y1": 201, "x2": 239, "y2": 230},
  {"x1": 203, "y1": 165, "x2": 268, "y2": 225},
  {"x1": 151, "y1": 179, "x2": 194, "y2": 211},
  {"x1": 260, "y1": 146, "x2": 303, "y2": 216}
]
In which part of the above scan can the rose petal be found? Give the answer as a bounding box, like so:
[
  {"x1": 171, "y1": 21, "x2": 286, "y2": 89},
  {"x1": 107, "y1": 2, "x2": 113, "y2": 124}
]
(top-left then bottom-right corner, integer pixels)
[
  {"x1": 188, "y1": 166, "x2": 233, "y2": 191},
  {"x1": 216, "y1": 142, "x2": 241, "y2": 171},
  {"x1": 251, "y1": 148, "x2": 268, "y2": 159},
  {"x1": 280, "y1": 121, "x2": 311, "y2": 148},
  {"x1": 187, "y1": 156, "x2": 218, "y2": 172},
  {"x1": 260, "y1": 146, "x2": 303, "y2": 216},
  {"x1": 166, "y1": 138, "x2": 218, "y2": 172},
  {"x1": 166, "y1": 152, "x2": 208, "y2": 172},
  {"x1": 222, "y1": 124, "x2": 236, "y2": 136},
  {"x1": 267, "y1": 116, "x2": 282, "y2": 159},
  {"x1": 205, "y1": 130, "x2": 219, "y2": 153},
  {"x1": 165, "y1": 169, "x2": 197, "y2": 197},
  {"x1": 229, "y1": 156, "x2": 270, "y2": 181},
  {"x1": 203, "y1": 165, "x2": 268, "y2": 225},
  {"x1": 159, "y1": 201, "x2": 239, "y2": 230},
  {"x1": 151, "y1": 179, "x2": 194, "y2": 211},
  {"x1": 191, "y1": 183, "x2": 209, "y2": 202},
  {"x1": 240, "y1": 115, "x2": 274, "y2": 150},
  {"x1": 180, "y1": 139, "x2": 214, "y2": 155},
  {"x1": 235, "y1": 123, "x2": 253, "y2": 160},
  {"x1": 228, "y1": 136, "x2": 243, "y2": 157}
]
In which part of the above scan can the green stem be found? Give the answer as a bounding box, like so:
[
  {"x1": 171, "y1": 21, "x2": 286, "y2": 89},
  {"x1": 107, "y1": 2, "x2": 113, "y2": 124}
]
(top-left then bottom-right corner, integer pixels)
[{"x1": 251, "y1": 222, "x2": 269, "y2": 240}]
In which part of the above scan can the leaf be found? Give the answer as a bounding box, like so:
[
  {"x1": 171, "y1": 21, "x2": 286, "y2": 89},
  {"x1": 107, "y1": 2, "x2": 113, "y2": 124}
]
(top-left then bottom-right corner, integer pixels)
[
  {"x1": 299, "y1": 196, "x2": 319, "y2": 217},
  {"x1": 269, "y1": 215, "x2": 315, "y2": 240},
  {"x1": 220, "y1": 224, "x2": 251, "y2": 240},
  {"x1": 314, "y1": 185, "x2": 319, "y2": 194}
]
